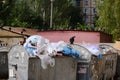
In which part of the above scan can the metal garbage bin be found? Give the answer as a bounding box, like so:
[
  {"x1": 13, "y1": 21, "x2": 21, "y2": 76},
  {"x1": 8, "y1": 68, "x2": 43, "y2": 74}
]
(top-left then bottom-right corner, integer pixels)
[
  {"x1": 70, "y1": 44, "x2": 92, "y2": 80},
  {"x1": 8, "y1": 45, "x2": 29, "y2": 80},
  {"x1": 70, "y1": 44, "x2": 118, "y2": 80},
  {"x1": 99, "y1": 44, "x2": 118, "y2": 80},
  {"x1": 0, "y1": 47, "x2": 9, "y2": 79},
  {"x1": 115, "y1": 52, "x2": 120, "y2": 80},
  {"x1": 112, "y1": 41, "x2": 120, "y2": 80},
  {"x1": 28, "y1": 56, "x2": 77, "y2": 80},
  {"x1": 76, "y1": 60, "x2": 90, "y2": 80}
]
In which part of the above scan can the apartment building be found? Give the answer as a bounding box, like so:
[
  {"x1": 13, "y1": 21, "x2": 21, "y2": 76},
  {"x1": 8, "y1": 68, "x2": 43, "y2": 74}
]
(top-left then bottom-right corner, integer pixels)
[{"x1": 73, "y1": 0, "x2": 97, "y2": 27}]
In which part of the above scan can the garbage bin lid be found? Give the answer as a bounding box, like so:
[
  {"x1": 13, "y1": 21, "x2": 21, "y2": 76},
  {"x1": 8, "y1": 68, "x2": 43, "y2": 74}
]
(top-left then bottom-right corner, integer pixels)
[{"x1": 0, "y1": 47, "x2": 9, "y2": 52}]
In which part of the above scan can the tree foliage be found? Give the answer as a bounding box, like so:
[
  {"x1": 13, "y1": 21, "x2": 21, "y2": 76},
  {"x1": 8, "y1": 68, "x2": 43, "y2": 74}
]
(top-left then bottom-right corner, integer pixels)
[
  {"x1": 0, "y1": 0, "x2": 84, "y2": 30},
  {"x1": 0, "y1": 0, "x2": 16, "y2": 24},
  {"x1": 96, "y1": 0, "x2": 120, "y2": 40},
  {"x1": 26, "y1": 0, "x2": 84, "y2": 30}
]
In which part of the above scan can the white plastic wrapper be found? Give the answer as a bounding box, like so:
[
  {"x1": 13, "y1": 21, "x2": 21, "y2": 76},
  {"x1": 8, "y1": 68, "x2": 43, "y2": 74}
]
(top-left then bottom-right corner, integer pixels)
[
  {"x1": 81, "y1": 42, "x2": 100, "y2": 55},
  {"x1": 36, "y1": 41, "x2": 67, "y2": 69},
  {"x1": 24, "y1": 35, "x2": 49, "y2": 49},
  {"x1": 37, "y1": 54, "x2": 55, "y2": 69},
  {"x1": 48, "y1": 41, "x2": 67, "y2": 52},
  {"x1": 23, "y1": 35, "x2": 50, "y2": 56},
  {"x1": 24, "y1": 35, "x2": 68, "y2": 69}
]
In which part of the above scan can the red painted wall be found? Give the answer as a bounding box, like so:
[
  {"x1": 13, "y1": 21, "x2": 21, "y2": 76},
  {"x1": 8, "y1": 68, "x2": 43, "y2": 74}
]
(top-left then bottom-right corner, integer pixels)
[{"x1": 37, "y1": 31, "x2": 100, "y2": 43}]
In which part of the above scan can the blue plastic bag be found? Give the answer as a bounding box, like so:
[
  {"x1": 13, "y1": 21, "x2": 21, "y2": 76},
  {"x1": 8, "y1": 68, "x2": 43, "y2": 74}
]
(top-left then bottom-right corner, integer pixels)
[
  {"x1": 62, "y1": 46, "x2": 80, "y2": 58},
  {"x1": 24, "y1": 43, "x2": 37, "y2": 56}
]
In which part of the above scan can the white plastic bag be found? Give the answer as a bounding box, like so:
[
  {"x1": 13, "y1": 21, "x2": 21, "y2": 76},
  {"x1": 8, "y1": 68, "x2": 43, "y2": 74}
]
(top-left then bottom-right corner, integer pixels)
[{"x1": 36, "y1": 54, "x2": 55, "y2": 69}]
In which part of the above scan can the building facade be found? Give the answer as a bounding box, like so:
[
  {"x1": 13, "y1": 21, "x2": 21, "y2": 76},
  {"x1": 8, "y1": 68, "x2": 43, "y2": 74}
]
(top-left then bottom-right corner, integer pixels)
[{"x1": 73, "y1": 0, "x2": 97, "y2": 27}]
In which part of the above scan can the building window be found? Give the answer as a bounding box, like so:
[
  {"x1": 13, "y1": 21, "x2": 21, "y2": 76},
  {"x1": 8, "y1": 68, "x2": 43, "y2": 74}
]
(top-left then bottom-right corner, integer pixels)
[
  {"x1": 93, "y1": 8, "x2": 96, "y2": 14},
  {"x1": 84, "y1": 8, "x2": 88, "y2": 14},
  {"x1": 76, "y1": 1, "x2": 80, "y2": 6},
  {"x1": 84, "y1": 0, "x2": 88, "y2": 6},
  {"x1": 93, "y1": 0, "x2": 96, "y2": 5}
]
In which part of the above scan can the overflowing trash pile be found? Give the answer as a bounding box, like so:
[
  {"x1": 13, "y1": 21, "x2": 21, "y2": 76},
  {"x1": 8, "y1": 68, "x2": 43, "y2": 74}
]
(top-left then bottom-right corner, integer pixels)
[
  {"x1": 23, "y1": 35, "x2": 117, "y2": 69},
  {"x1": 23, "y1": 35, "x2": 80, "y2": 69},
  {"x1": 81, "y1": 42, "x2": 117, "y2": 58}
]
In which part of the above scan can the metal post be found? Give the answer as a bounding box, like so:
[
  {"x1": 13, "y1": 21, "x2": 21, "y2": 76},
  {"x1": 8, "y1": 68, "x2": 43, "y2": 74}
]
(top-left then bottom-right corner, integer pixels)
[
  {"x1": 42, "y1": 8, "x2": 45, "y2": 28},
  {"x1": 50, "y1": 0, "x2": 54, "y2": 29}
]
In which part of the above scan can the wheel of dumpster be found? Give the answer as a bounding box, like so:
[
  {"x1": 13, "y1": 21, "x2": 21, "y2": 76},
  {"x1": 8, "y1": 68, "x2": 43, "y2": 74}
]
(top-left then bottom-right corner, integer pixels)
[{"x1": 69, "y1": 44, "x2": 92, "y2": 60}]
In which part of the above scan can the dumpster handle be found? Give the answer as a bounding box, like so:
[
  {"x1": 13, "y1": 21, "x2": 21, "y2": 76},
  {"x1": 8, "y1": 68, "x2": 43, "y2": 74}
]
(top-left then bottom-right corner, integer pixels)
[{"x1": 12, "y1": 64, "x2": 17, "y2": 71}]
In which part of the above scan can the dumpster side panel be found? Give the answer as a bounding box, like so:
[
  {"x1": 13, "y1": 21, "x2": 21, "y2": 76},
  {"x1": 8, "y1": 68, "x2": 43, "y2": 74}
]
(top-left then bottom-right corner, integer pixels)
[
  {"x1": 115, "y1": 54, "x2": 120, "y2": 79},
  {"x1": 8, "y1": 45, "x2": 29, "y2": 80},
  {"x1": 28, "y1": 57, "x2": 77, "y2": 80},
  {"x1": 103, "y1": 53, "x2": 117, "y2": 80},
  {"x1": 76, "y1": 61, "x2": 90, "y2": 80},
  {"x1": 91, "y1": 55, "x2": 106, "y2": 80},
  {"x1": 0, "y1": 51, "x2": 8, "y2": 79},
  {"x1": 90, "y1": 53, "x2": 117, "y2": 80},
  {"x1": 54, "y1": 57, "x2": 77, "y2": 80}
]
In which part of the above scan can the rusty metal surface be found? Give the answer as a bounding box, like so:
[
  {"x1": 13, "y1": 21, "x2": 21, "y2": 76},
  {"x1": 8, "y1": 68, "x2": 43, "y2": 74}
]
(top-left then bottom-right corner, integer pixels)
[
  {"x1": 70, "y1": 44, "x2": 118, "y2": 80},
  {"x1": 28, "y1": 57, "x2": 77, "y2": 80},
  {"x1": 0, "y1": 28, "x2": 23, "y2": 37},
  {"x1": 115, "y1": 51, "x2": 120, "y2": 80},
  {"x1": 90, "y1": 53, "x2": 117, "y2": 80}
]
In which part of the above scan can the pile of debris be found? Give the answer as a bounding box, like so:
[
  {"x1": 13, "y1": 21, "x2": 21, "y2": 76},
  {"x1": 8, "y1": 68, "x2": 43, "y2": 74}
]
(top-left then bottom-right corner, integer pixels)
[{"x1": 23, "y1": 35, "x2": 80, "y2": 69}]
